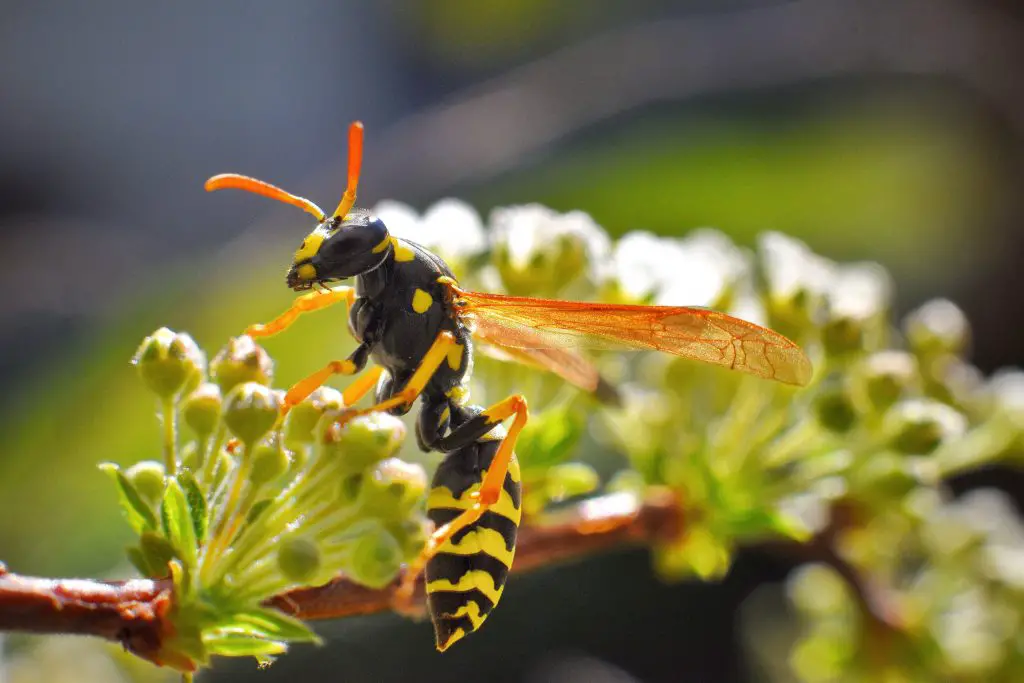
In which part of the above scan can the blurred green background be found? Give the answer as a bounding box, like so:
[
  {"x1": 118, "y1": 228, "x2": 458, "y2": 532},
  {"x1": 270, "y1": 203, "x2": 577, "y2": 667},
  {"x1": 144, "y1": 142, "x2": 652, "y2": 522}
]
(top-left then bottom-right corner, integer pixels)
[{"x1": 2, "y1": 1, "x2": 1023, "y2": 681}]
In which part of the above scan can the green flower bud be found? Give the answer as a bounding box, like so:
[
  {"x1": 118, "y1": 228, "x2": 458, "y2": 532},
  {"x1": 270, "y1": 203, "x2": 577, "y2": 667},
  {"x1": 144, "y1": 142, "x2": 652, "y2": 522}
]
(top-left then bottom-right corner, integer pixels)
[
  {"x1": 821, "y1": 315, "x2": 865, "y2": 358},
  {"x1": 813, "y1": 379, "x2": 858, "y2": 434},
  {"x1": 223, "y1": 382, "x2": 282, "y2": 445},
  {"x1": 125, "y1": 460, "x2": 166, "y2": 506},
  {"x1": 822, "y1": 263, "x2": 891, "y2": 357},
  {"x1": 851, "y1": 351, "x2": 919, "y2": 413},
  {"x1": 904, "y1": 298, "x2": 970, "y2": 358},
  {"x1": 132, "y1": 327, "x2": 205, "y2": 399},
  {"x1": 277, "y1": 535, "x2": 321, "y2": 583},
  {"x1": 545, "y1": 462, "x2": 600, "y2": 502},
  {"x1": 357, "y1": 457, "x2": 428, "y2": 519},
  {"x1": 210, "y1": 336, "x2": 273, "y2": 394},
  {"x1": 322, "y1": 412, "x2": 407, "y2": 477},
  {"x1": 283, "y1": 386, "x2": 345, "y2": 447},
  {"x1": 885, "y1": 398, "x2": 967, "y2": 455},
  {"x1": 182, "y1": 382, "x2": 222, "y2": 438},
  {"x1": 390, "y1": 518, "x2": 430, "y2": 561},
  {"x1": 249, "y1": 437, "x2": 290, "y2": 487},
  {"x1": 337, "y1": 473, "x2": 363, "y2": 507},
  {"x1": 347, "y1": 525, "x2": 403, "y2": 589}
]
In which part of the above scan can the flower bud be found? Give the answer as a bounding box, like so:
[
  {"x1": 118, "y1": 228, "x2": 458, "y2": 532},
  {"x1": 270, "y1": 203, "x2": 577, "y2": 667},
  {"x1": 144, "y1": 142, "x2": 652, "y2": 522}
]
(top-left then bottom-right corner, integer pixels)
[
  {"x1": 132, "y1": 328, "x2": 205, "y2": 399},
  {"x1": 210, "y1": 336, "x2": 273, "y2": 394},
  {"x1": 357, "y1": 457, "x2": 428, "y2": 519},
  {"x1": 851, "y1": 351, "x2": 919, "y2": 413},
  {"x1": 283, "y1": 386, "x2": 345, "y2": 447},
  {"x1": 813, "y1": 380, "x2": 858, "y2": 434},
  {"x1": 904, "y1": 298, "x2": 970, "y2": 359},
  {"x1": 125, "y1": 460, "x2": 166, "y2": 506},
  {"x1": 182, "y1": 382, "x2": 222, "y2": 439},
  {"x1": 347, "y1": 524, "x2": 403, "y2": 589},
  {"x1": 277, "y1": 535, "x2": 321, "y2": 583},
  {"x1": 392, "y1": 518, "x2": 430, "y2": 561},
  {"x1": 322, "y1": 412, "x2": 407, "y2": 476},
  {"x1": 249, "y1": 437, "x2": 290, "y2": 487},
  {"x1": 223, "y1": 382, "x2": 281, "y2": 445},
  {"x1": 885, "y1": 398, "x2": 967, "y2": 455}
]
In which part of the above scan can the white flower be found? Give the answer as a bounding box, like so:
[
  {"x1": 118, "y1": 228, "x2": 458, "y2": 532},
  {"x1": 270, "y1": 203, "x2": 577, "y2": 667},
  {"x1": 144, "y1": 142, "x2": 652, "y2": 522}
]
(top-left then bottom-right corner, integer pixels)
[
  {"x1": 488, "y1": 204, "x2": 612, "y2": 285},
  {"x1": 372, "y1": 198, "x2": 487, "y2": 264}
]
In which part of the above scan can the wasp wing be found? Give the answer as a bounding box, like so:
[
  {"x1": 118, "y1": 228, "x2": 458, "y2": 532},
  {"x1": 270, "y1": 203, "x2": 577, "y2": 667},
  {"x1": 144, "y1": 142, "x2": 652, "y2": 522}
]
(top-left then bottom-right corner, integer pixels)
[
  {"x1": 472, "y1": 318, "x2": 622, "y2": 404},
  {"x1": 459, "y1": 290, "x2": 813, "y2": 387}
]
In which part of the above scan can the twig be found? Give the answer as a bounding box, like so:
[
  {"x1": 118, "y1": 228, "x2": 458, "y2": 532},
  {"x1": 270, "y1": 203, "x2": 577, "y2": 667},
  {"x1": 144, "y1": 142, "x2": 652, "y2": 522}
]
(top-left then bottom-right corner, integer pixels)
[{"x1": 0, "y1": 490, "x2": 899, "y2": 666}]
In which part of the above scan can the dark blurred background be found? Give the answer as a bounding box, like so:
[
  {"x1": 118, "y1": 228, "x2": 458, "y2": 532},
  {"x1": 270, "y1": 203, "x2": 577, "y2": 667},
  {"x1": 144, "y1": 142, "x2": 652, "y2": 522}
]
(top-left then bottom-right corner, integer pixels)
[{"x1": 2, "y1": 1, "x2": 1023, "y2": 681}]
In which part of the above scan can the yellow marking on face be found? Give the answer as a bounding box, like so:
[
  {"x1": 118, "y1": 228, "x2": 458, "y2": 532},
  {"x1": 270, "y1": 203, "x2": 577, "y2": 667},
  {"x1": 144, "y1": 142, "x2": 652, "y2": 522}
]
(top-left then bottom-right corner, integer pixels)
[
  {"x1": 293, "y1": 224, "x2": 331, "y2": 264},
  {"x1": 371, "y1": 235, "x2": 391, "y2": 254},
  {"x1": 428, "y1": 481, "x2": 522, "y2": 525},
  {"x1": 446, "y1": 342, "x2": 464, "y2": 371},
  {"x1": 426, "y1": 570, "x2": 504, "y2": 605},
  {"x1": 296, "y1": 263, "x2": 317, "y2": 281},
  {"x1": 391, "y1": 237, "x2": 415, "y2": 262},
  {"x1": 507, "y1": 458, "x2": 521, "y2": 483},
  {"x1": 412, "y1": 288, "x2": 433, "y2": 314},
  {"x1": 440, "y1": 406, "x2": 451, "y2": 425}
]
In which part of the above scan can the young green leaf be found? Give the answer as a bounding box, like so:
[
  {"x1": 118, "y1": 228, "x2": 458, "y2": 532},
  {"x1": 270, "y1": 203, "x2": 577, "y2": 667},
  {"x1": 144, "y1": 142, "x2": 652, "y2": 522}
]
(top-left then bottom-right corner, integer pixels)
[
  {"x1": 162, "y1": 480, "x2": 199, "y2": 567},
  {"x1": 202, "y1": 634, "x2": 289, "y2": 659},
  {"x1": 99, "y1": 462, "x2": 159, "y2": 534},
  {"x1": 223, "y1": 608, "x2": 321, "y2": 644},
  {"x1": 177, "y1": 470, "x2": 208, "y2": 543}
]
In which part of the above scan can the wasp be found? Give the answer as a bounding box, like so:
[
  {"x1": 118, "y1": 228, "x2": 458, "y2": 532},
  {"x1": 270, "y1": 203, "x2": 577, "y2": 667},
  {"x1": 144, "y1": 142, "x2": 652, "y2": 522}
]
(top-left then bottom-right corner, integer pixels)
[{"x1": 205, "y1": 121, "x2": 812, "y2": 651}]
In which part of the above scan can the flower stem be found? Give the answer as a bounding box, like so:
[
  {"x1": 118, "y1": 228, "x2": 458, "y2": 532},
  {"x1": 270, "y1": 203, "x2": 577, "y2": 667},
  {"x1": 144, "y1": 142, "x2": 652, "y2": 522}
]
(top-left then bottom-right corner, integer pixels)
[{"x1": 162, "y1": 397, "x2": 178, "y2": 476}]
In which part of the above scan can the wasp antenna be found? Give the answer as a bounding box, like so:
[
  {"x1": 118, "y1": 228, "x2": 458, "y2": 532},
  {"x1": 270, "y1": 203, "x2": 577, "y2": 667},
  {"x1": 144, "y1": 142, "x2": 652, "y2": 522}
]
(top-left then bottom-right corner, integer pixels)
[
  {"x1": 205, "y1": 174, "x2": 326, "y2": 222},
  {"x1": 332, "y1": 121, "x2": 364, "y2": 219}
]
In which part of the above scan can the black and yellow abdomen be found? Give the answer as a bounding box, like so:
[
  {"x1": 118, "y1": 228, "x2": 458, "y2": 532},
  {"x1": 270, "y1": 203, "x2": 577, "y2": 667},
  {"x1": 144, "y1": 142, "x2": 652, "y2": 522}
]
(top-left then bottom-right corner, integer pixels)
[{"x1": 425, "y1": 437, "x2": 522, "y2": 651}]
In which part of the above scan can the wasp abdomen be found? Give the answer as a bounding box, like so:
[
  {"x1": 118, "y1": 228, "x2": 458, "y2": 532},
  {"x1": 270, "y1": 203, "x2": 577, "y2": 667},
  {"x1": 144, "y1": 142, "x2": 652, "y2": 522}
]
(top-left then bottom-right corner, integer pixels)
[{"x1": 425, "y1": 441, "x2": 522, "y2": 651}]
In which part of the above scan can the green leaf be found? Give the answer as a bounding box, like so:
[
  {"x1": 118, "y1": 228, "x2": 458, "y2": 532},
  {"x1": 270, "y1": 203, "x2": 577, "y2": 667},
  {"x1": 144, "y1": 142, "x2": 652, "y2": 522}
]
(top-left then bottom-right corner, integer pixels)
[
  {"x1": 516, "y1": 403, "x2": 585, "y2": 472},
  {"x1": 139, "y1": 531, "x2": 178, "y2": 577},
  {"x1": 203, "y1": 633, "x2": 289, "y2": 659},
  {"x1": 126, "y1": 545, "x2": 157, "y2": 577},
  {"x1": 169, "y1": 558, "x2": 195, "y2": 601},
  {"x1": 177, "y1": 470, "x2": 208, "y2": 543},
  {"x1": 99, "y1": 462, "x2": 158, "y2": 534},
  {"x1": 162, "y1": 480, "x2": 199, "y2": 567},
  {"x1": 222, "y1": 607, "x2": 321, "y2": 644}
]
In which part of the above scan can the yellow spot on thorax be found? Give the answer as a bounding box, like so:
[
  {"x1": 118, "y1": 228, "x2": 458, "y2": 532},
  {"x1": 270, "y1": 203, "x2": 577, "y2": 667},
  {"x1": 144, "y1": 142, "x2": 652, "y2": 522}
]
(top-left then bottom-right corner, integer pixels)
[
  {"x1": 412, "y1": 288, "x2": 433, "y2": 314},
  {"x1": 391, "y1": 237, "x2": 415, "y2": 262},
  {"x1": 371, "y1": 235, "x2": 391, "y2": 254}
]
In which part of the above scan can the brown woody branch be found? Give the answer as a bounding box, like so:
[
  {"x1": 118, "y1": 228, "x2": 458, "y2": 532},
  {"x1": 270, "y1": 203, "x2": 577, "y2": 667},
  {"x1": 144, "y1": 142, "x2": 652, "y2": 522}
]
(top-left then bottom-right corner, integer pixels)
[{"x1": 0, "y1": 490, "x2": 896, "y2": 665}]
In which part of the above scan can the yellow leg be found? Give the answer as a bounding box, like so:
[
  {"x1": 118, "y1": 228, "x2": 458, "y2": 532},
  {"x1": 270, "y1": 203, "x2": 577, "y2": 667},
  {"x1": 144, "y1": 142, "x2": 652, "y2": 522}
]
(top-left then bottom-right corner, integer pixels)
[
  {"x1": 281, "y1": 358, "x2": 360, "y2": 413},
  {"x1": 341, "y1": 366, "x2": 385, "y2": 407},
  {"x1": 244, "y1": 286, "x2": 355, "y2": 338},
  {"x1": 335, "y1": 331, "x2": 457, "y2": 424},
  {"x1": 396, "y1": 394, "x2": 528, "y2": 602}
]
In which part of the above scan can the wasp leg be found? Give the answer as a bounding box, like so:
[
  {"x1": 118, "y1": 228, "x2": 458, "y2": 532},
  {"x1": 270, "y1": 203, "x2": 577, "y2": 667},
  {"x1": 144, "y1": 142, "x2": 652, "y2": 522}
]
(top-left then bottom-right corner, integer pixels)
[
  {"x1": 396, "y1": 395, "x2": 528, "y2": 609},
  {"x1": 244, "y1": 286, "x2": 355, "y2": 338},
  {"x1": 281, "y1": 341, "x2": 372, "y2": 413},
  {"x1": 334, "y1": 331, "x2": 457, "y2": 424}
]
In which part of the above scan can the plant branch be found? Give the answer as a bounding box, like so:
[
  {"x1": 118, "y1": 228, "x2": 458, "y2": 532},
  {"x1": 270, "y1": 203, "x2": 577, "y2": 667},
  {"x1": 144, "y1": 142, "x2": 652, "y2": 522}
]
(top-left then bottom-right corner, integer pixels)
[{"x1": 0, "y1": 490, "x2": 899, "y2": 664}]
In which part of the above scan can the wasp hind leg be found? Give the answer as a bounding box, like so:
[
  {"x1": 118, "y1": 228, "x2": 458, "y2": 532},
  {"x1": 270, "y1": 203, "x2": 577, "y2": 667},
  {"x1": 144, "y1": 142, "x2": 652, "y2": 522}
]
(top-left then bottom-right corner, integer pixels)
[
  {"x1": 398, "y1": 394, "x2": 528, "y2": 651},
  {"x1": 244, "y1": 286, "x2": 355, "y2": 339}
]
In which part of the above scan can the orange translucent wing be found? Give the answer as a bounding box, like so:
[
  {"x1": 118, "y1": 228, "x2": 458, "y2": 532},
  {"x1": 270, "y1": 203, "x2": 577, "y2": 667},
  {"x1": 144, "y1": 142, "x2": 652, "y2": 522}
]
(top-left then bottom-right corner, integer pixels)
[
  {"x1": 473, "y1": 317, "x2": 600, "y2": 391},
  {"x1": 459, "y1": 290, "x2": 813, "y2": 386}
]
